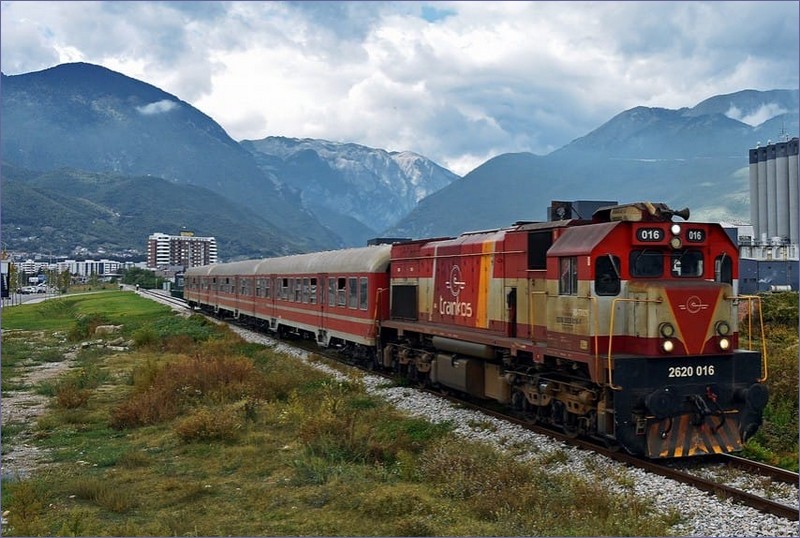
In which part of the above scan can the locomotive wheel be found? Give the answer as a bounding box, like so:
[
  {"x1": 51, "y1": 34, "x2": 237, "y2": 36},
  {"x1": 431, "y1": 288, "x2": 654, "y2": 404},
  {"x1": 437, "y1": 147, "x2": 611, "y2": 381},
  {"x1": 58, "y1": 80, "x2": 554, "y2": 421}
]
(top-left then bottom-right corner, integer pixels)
[{"x1": 563, "y1": 421, "x2": 580, "y2": 438}]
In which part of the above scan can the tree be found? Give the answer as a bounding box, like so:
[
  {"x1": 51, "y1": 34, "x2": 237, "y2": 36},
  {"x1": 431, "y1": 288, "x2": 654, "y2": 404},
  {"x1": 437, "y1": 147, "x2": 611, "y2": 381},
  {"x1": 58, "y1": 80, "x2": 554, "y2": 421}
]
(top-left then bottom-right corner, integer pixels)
[{"x1": 121, "y1": 267, "x2": 164, "y2": 289}]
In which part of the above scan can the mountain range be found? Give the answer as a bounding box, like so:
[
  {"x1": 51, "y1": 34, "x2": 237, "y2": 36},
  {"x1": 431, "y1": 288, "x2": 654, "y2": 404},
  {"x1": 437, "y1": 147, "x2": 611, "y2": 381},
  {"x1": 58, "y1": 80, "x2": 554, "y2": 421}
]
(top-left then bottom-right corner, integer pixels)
[
  {"x1": 1, "y1": 62, "x2": 797, "y2": 260},
  {"x1": 386, "y1": 90, "x2": 799, "y2": 238}
]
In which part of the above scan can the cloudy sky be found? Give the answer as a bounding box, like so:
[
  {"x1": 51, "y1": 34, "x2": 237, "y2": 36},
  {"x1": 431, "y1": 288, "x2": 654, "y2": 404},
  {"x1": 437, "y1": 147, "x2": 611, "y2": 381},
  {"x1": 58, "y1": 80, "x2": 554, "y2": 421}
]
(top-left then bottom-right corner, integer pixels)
[{"x1": 2, "y1": 1, "x2": 798, "y2": 175}]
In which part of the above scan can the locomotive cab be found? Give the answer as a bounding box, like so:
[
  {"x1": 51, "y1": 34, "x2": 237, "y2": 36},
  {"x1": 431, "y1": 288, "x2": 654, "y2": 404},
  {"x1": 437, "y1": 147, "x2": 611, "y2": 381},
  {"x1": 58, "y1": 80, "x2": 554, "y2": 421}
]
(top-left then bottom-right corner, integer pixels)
[{"x1": 549, "y1": 202, "x2": 768, "y2": 457}]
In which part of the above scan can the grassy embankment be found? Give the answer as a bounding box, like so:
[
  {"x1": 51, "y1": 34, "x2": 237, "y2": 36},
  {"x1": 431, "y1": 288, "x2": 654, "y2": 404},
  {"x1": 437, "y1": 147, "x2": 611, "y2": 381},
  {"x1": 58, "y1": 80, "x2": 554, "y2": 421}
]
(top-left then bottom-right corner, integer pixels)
[
  {"x1": 740, "y1": 292, "x2": 799, "y2": 471},
  {"x1": 1, "y1": 290, "x2": 796, "y2": 535}
]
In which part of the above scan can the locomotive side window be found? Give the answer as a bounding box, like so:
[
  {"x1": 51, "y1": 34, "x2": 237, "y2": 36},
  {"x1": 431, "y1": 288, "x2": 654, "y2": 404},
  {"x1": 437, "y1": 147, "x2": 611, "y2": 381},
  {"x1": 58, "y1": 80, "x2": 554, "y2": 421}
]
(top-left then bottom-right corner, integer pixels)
[
  {"x1": 671, "y1": 250, "x2": 703, "y2": 277},
  {"x1": 595, "y1": 255, "x2": 621, "y2": 296},
  {"x1": 349, "y1": 277, "x2": 358, "y2": 308},
  {"x1": 359, "y1": 278, "x2": 368, "y2": 310},
  {"x1": 528, "y1": 231, "x2": 552, "y2": 270},
  {"x1": 715, "y1": 254, "x2": 733, "y2": 284},
  {"x1": 559, "y1": 257, "x2": 578, "y2": 295},
  {"x1": 630, "y1": 250, "x2": 663, "y2": 277}
]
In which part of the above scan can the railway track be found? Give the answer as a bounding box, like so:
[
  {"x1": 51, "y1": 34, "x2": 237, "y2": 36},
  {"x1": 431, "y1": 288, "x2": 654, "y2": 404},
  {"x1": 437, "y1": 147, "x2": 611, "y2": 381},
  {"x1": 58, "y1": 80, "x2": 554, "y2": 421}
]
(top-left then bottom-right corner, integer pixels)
[
  {"x1": 419, "y1": 388, "x2": 799, "y2": 522},
  {"x1": 140, "y1": 289, "x2": 799, "y2": 523}
]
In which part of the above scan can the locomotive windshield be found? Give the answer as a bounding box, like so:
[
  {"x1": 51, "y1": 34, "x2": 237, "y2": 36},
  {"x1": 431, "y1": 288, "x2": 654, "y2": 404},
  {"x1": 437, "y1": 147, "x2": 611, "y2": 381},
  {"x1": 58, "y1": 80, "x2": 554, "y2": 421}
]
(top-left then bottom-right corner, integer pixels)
[
  {"x1": 670, "y1": 250, "x2": 703, "y2": 277},
  {"x1": 630, "y1": 250, "x2": 663, "y2": 277},
  {"x1": 630, "y1": 249, "x2": 706, "y2": 278}
]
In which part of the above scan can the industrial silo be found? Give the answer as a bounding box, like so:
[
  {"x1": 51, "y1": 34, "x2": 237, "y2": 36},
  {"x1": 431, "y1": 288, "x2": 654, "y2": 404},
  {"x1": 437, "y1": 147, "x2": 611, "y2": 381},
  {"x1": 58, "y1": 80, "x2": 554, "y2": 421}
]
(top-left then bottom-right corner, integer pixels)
[
  {"x1": 776, "y1": 142, "x2": 790, "y2": 241},
  {"x1": 757, "y1": 146, "x2": 768, "y2": 242},
  {"x1": 749, "y1": 148, "x2": 759, "y2": 242},
  {"x1": 790, "y1": 138, "x2": 799, "y2": 245}
]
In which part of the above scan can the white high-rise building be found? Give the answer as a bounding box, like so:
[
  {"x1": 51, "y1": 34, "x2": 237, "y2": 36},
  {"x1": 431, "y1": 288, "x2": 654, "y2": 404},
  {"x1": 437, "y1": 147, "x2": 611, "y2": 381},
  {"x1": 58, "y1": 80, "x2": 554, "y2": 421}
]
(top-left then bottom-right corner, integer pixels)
[{"x1": 147, "y1": 231, "x2": 218, "y2": 269}]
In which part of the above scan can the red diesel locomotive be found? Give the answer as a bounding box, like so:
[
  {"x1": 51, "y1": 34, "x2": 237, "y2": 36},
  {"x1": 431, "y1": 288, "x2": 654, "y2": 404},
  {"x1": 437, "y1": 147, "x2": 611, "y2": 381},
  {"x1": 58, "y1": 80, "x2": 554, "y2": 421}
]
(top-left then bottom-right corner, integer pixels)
[{"x1": 184, "y1": 201, "x2": 768, "y2": 458}]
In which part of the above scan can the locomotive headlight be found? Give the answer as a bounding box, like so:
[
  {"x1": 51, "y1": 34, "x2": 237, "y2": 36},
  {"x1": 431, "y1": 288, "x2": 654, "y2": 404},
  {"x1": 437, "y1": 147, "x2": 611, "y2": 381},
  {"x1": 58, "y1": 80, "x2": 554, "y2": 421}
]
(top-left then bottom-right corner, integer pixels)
[
  {"x1": 659, "y1": 322, "x2": 676, "y2": 338},
  {"x1": 671, "y1": 224, "x2": 682, "y2": 235},
  {"x1": 715, "y1": 320, "x2": 731, "y2": 336},
  {"x1": 719, "y1": 337, "x2": 731, "y2": 351},
  {"x1": 661, "y1": 339, "x2": 675, "y2": 353},
  {"x1": 670, "y1": 237, "x2": 682, "y2": 249}
]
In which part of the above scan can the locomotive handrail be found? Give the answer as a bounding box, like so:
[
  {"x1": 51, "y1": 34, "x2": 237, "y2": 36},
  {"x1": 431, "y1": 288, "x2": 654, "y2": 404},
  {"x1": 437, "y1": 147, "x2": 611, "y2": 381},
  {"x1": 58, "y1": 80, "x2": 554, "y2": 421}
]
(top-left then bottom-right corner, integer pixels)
[
  {"x1": 372, "y1": 287, "x2": 388, "y2": 337},
  {"x1": 731, "y1": 294, "x2": 768, "y2": 382},
  {"x1": 606, "y1": 296, "x2": 663, "y2": 390},
  {"x1": 587, "y1": 295, "x2": 600, "y2": 379}
]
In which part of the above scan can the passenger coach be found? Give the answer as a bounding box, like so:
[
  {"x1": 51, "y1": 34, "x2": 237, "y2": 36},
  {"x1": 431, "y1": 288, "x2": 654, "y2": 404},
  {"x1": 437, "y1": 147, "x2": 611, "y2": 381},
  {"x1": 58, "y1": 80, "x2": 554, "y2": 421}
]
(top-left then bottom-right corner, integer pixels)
[{"x1": 184, "y1": 245, "x2": 392, "y2": 359}]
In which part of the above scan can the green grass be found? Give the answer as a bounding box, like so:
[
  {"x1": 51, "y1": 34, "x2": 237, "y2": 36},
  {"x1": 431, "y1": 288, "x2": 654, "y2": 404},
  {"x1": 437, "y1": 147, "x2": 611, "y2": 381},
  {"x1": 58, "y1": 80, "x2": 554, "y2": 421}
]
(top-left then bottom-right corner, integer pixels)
[
  {"x1": 1, "y1": 291, "x2": 172, "y2": 332},
  {"x1": 0, "y1": 291, "x2": 795, "y2": 535}
]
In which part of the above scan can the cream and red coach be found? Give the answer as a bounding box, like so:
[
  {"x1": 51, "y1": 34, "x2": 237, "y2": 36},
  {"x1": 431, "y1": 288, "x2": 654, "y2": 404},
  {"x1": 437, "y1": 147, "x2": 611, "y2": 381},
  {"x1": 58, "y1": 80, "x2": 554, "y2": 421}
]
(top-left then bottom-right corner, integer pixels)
[{"x1": 185, "y1": 245, "x2": 391, "y2": 360}]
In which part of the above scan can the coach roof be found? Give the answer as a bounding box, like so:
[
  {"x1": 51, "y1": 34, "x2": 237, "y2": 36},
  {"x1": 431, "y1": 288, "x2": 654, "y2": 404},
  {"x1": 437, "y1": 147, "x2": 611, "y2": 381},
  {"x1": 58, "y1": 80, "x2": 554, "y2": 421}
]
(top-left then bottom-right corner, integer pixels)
[{"x1": 188, "y1": 244, "x2": 392, "y2": 277}]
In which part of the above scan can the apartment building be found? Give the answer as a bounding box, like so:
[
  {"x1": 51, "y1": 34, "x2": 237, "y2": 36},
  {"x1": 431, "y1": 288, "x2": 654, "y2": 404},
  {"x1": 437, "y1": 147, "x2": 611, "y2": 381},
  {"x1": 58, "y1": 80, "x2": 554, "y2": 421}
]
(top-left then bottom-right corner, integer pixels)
[{"x1": 147, "y1": 231, "x2": 218, "y2": 269}]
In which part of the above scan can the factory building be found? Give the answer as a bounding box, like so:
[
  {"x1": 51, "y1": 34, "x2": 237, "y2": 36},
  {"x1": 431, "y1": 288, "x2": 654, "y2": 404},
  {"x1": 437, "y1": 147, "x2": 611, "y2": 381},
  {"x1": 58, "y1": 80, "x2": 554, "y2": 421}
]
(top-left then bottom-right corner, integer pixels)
[{"x1": 741, "y1": 137, "x2": 799, "y2": 292}]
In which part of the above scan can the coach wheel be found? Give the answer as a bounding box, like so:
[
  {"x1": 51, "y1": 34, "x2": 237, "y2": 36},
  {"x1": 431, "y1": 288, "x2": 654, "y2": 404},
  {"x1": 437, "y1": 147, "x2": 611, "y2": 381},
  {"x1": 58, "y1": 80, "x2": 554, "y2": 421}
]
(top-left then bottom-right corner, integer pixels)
[{"x1": 408, "y1": 363, "x2": 418, "y2": 383}]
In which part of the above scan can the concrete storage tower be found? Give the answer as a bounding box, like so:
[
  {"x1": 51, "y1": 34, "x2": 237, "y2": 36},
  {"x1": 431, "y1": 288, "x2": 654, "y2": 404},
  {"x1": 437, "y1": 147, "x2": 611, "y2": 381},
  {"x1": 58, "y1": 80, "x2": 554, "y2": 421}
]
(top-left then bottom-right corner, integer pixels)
[
  {"x1": 749, "y1": 138, "x2": 799, "y2": 245},
  {"x1": 743, "y1": 137, "x2": 799, "y2": 293}
]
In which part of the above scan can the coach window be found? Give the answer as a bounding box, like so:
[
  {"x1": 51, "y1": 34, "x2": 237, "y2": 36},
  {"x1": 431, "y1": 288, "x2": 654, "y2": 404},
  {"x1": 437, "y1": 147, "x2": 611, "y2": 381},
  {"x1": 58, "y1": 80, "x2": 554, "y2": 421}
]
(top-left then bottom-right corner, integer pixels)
[
  {"x1": 715, "y1": 254, "x2": 733, "y2": 284},
  {"x1": 359, "y1": 277, "x2": 368, "y2": 310},
  {"x1": 240, "y1": 279, "x2": 247, "y2": 295},
  {"x1": 337, "y1": 278, "x2": 347, "y2": 306},
  {"x1": 328, "y1": 278, "x2": 336, "y2": 306},
  {"x1": 349, "y1": 277, "x2": 358, "y2": 308},
  {"x1": 671, "y1": 250, "x2": 703, "y2": 277},
  {"x1": 559, "y1": 257, "x2": 578, "y2": 295},
  {"x1": 265, "y1": 278, "x2": 271, "y2": 298},
  {"x1": 595, "y1": 255, "x2": 621, "y2": 296},
  {"x1": 302, "y1": 278, "x2": 310, "y2": 303},
  {"x1": 281, "y1": 278, "x2": 289, "y2": 300},
  {"x1": 310, "y1": 278, "x2": 318, "y2": 304},
  {"x1": 294, "y1": 279, "x2": 302, "y2": 302},
  {"x1": 630, "y1": 250, "x2": 663, "y2": 277}
]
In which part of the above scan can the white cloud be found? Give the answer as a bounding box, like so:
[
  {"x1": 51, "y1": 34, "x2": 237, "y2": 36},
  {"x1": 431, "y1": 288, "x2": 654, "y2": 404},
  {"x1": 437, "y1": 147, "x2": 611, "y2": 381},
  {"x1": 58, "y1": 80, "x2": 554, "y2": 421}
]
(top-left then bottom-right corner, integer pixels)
[
  {"x1": 136, "y1": 100, "x2": 179, "y2": 116},
  {"x1": 725, "y1": 103, "x2": 789, "y2": 127},
  {"x1": 1, "y1": 0, "x2": 798, "y2": 176}
]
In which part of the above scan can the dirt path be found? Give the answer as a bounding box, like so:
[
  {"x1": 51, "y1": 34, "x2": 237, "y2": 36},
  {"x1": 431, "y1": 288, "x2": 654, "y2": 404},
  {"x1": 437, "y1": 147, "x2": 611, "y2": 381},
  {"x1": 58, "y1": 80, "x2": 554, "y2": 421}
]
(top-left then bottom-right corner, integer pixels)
[{"x1": 1, "y1": 350, "x2": 78, "y2": 480}]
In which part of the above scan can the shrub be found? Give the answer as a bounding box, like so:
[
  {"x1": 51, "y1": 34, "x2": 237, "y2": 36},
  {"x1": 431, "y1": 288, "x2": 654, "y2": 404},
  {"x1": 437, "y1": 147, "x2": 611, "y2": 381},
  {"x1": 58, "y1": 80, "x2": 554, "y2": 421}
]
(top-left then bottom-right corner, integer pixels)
[
  {"x1": 111, "y1": 354, "x2": 267, "y2": 429},
  {"x1": 67, "y1": 313, "x2": 109, "y2": 342},
  {"x1": 69, "y1": 477, "x2": 135, "y2": 513},
  {"x1": 174, "y1": 407, "x2": 242, "y2": 442},
  {"x1": 131, "y1": 326, "x2": 159, "y2": 349},
  {"x1": 55, "y1": 379, "x2": 91, "y2": 409},
  {"x1": 5, "y1": 481, "x2": 47, "y2": 536}
]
